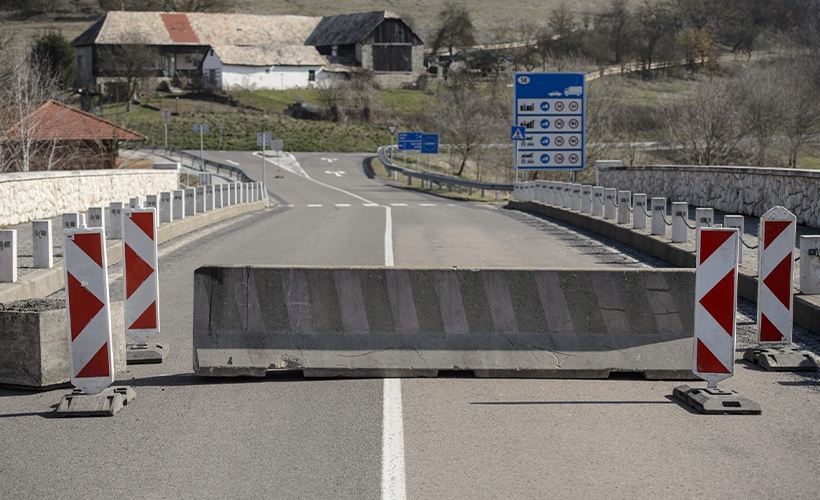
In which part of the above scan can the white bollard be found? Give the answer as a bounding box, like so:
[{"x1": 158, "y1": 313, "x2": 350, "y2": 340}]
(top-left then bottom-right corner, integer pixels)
[
  {"x1": 160, "y1": 192, "x2": 174, "y2": 223},
  {"x1": 545, "y1": 183, "x2": 555, "y2": 205},
  {"x1": 185, "y1": 187, "x2": 197, "y2": 216},
  {"x1": 695, "y1": 208, "x2": 714, "y2": 245},
  {"x1": 724, "y1": 215, "x2": 744, "y2": 262},
  {"x1": 671, "y1": 202, "x2": 689, "y2": 243},
  {"x1": 205, "y1": 185, "x2": 215, "y2": 211},
  {"x1": 617, "y1": 190, "x2": 631, "y2": 225},
  {"x1": 62, "y1": 213, "x2": 81, "y2": 231},
  {"x1": 571, "y1": 183, "x2": 582, "y2": 211},
  {"x1": 592, "y1": 187, "x2": 604, "y2": 216},
  {"x1": 32, "y1": 220, "x2": 53, "y2": 269},
  {"x1": 651, "y1": 197, "x2": 667, "y2": 236},
  {"x1": 228, "y1": 183, "x2": 236, "y2": 205},
  {"x1": 0, "y1": 230, "x2": 17, "y2": 283},
  {"x1": 581, "y1": 185, "x2": 593, "y2": 214},
  {"x1": 87, "y1": 207, "x2": 105, "y2": 229},
  {"x1": 800, "y1": 236, "x2": 820, "y2": 294},
  {"x1": 633, "y1": 194, "x2": 647, "y2": 230},
  {"x1": 604, "y1": 188, "x2": 617, "y2": 220},
  {"x1": 196, "y1": 186, "x2": 206, "y2": 212},
  {"x1": 223, "y1": 184, "x2": 230, "y2": 206},
  {"x1": 173, "y1": 190, "x2": 185, "y2": 220},
  {"x1": 214, "y1": 185, "x2": 223, "y2": 209},
  {"x1": 109, "y1": 203, "x2": 124, "y2": 239},
  {"x1": 129, "y1": 196, "x2": 142, "y2": 209}
]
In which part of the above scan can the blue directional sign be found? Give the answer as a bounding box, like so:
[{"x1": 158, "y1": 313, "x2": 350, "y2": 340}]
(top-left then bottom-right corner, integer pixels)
[
  {"x1": 510, "y1": 126, "x2": 526, "y2": 141},
  {"x1": 398, "y1": 132, "x2": 422, "y2": 151},
  {"x1": 514, "y1": 72, "x2": 585, "y2": 171},
  {"x1": 421, "y1": 133, "x2": 439, "y2": 154}
]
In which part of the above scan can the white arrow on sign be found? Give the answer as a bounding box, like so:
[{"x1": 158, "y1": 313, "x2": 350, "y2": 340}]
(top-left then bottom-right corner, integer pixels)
[{"x1": 325, "y1": 170, "x2": 346, "y2": 177}]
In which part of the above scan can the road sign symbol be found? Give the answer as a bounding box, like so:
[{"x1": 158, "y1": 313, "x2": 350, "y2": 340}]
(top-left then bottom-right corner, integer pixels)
[
  {"x1": 193, "y1": 124, "x2": 210, "y2": 133},
  {"x1": 540, "y1": 119, "x2": 550, "y2": 129},
  {"x1": 540, "y1": 136, "x2": 550, "y2": 146},
  {"x1": 388, "y1": 125, "x2": 398, "y2": 135},
  {"x1": 421, "y1": 133, "x2": 440, "y2": 154},
  {"x1": 569, "y1": 102, "x2": 579, "y2": 112},
  {"x1": 555, "y1": 102, "x2": 565, "y2": 112},
  {"x1": 517, "y1": 75, "x2": 531, "y2": 84},
  {"x1": 569, "y1": 136, "x2": 579, "y2": 147},
  {"x1": 555, "y1": 137, "x2": 565, "y2": 147},
  {"x1": 540, "y1": 154, "x2": 550, "y2": 163},
  {"x1": 569, "y1": 118, "x2": 580, "y2": 129},
  {"x1": 271, "y1": 139, "x2": 284, "y2": 151},
  {"x1": 511, "y1": 126, "x2": 526, "y2": 141},
  {"x1": 160, "y1": 109, "x2": 170, "y2": 123},
  {"x1": 569, "y1": 153, "x2": 579, "y2": 163},
  {"x1": 398, "y1": 132, "x2": 422, "y2": 151},
  {"x1": 555, "y1": 119, "x2": 565, "y2": 129},
  {"x1": 555, "y1": 154, "x2": 565, "y2": 163},
  {"x1": 540, "y1": 102, "x2": 550, "y2": 112}
]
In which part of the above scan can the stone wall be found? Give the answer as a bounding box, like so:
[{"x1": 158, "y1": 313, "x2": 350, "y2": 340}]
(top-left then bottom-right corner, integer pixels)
[
  {"x1": 0, "y1": 169, "x2": 179, "y2": 226},
  {"x1": 596, "y1": 162, "x2": 820, "y2": 228}
]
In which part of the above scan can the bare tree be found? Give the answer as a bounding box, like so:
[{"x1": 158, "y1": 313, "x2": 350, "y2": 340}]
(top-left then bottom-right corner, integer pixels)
[
  {"x1": 97, "y1": 32, "x2": 159, "y2": 112},
  {"x1": 430, "y1": 2, "x2": 476, "y2": 79},
  {"x1": 780, "y1": 63, "x2": 820, "y2": 168},
  {"x1": 594, "y1": 0, "x2": 636, "y2": 68},
  {"x1": 737, "y1": 65, "x2": 782, "y2": 166}
]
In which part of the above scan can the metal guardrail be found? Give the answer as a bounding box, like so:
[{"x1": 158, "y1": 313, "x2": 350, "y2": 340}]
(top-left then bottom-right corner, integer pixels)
[
  {"x1": 149, "y1": 146, "x2": 255, "y2": 183},
  {"x1": 377, "y1": 146, "x2": 514, "y2": 192}
]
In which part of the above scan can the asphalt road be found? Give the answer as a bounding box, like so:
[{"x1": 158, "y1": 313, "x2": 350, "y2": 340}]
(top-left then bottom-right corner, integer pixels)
[{"x1": 1, "y1": 151, "x2": 819, "y2": 499}]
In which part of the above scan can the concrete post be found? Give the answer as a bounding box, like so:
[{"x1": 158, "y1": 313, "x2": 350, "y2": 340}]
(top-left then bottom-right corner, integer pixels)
[
  {"x1": 222, "y1": 184, "x2": 229, "y2": 207},
  {"x1": 581, "y1": 185, "x2": 593, "y2": 214},
  {"x1": 0, "y1": 230, "x2": 16, "y2": 283},
  {"x1": 205, "y1": 185, "x2": 215, "y2": 211},
  {"x1": 695, "y1": 208, "x2": 714, "y2": 246},
  {"x1": 172, "y1": 190, "x2": 185, "y2": 220},
  {"x1": 129, "y1": 196, "x2": 142, "y2": 209},
  {"x1": 617, "y1": 190, "x2": 631, "y2": 225},
  {"x1": 632, "y1": 194, "x2": 647, "y2": 230},
  {"x1": 724, "y1": 215, "x2": 744, "y2": 261},
  {"x1": 571, "y1": 184, "x2": 582, "y2": 211},
  {"x1": 651, "y1": 197, "x2": 667, "y2": 237},
  {"x1": 604, "y1": 188, "x2": 617, "y2": 220},
  {"x1": 185, "y1": 187, "x2": 197, "y2": 216},
  {"x1": 196, "y1": 186, "x2": 206, "y2": 212},
  {"x1": 562, "y1": 184, "x2": 572, "y2": 209},
  {"x1": 32, "y1": 220, "x2": 53, "y2": 269},
  {"x1": 87, "y1": 207, "x2": 105, "y2": 229},
  {"x1": 61, "y1": 213, "x2": 81, "y2": 231},
  {"x1": 214, "y1": 185, "x2": 223, "y2": 209},
  {"x1": 799, "y1": 236, "x2": 820, "y2": 294},
  {"x1": 672, "y1": 202, "x2": 689, "y2": 243},
  {"x1": 592, "y1": 187, "x2": 604, "y2": 216},
  {"x1": 109, "y1": 203, "x2": 123, "y2": 239},
  {"x1": 160, "y1": 192, "x2": 173, "y2": 223}
]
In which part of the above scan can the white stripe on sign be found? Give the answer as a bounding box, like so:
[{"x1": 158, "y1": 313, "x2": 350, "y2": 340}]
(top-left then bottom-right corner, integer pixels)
[{"x1": 64, "y1": 237, "x2": 108, "y2": 302}]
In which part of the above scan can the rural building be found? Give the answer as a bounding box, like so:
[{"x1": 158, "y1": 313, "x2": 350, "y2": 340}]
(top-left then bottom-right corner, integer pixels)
[
  {"x1": 71, "y1": 10, "x2": 424, "y2": 94},
  {"x1": 305, "y1": 11, "x2": 425, "y2": 88},
  {"x1": 1, "y1": 100, "x2": 146, "y2": 172}
]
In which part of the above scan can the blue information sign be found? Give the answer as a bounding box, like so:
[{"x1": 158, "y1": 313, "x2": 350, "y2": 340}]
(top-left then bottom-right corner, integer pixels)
[
  {"x1": 421, "y1": 134, "x2": 439, "y2": 154},
  {"x1": 398, "y1": 132, "x2": 422, "y2": 151},
  {"x1": 513, "y1": 72, "x2": 585, "y2": 171}
]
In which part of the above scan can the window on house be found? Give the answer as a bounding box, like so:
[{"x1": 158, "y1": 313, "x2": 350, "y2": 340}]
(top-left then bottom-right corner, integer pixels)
[{"x1": 308, "y1": 70, "x2": 316, "y2": 81}]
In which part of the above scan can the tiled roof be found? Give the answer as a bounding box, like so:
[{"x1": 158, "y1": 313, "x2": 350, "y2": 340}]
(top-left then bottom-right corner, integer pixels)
[
  {"x1": 212, "y1": 45, "x2": 327, "y2": 67},
  {"x1": 2, "y1": 100, "x2": 146, "y2": 142},
  {"x1": 304, "y1": 10, "x2": 407, "y2": 47}
]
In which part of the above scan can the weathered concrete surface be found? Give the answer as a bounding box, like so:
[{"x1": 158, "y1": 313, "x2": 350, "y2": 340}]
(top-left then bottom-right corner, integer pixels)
[
  {"x1": 0, "y1": 299, "x2": 126, "y2": 389},
  {"x1": 193, "y1": 266, "x2": 697, "y2": 380}
]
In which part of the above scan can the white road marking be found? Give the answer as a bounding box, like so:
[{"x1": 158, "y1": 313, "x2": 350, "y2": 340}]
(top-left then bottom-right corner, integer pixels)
[
  {"x1": 447, "y1": 204, "x2": 456, "y2": 207},
  {"x1": 364, "y1": 203, "x2": 380, "y2": 207},
  {"x1": 391, "y1": 203, "x2": 407, "y2": 207},
  {"x1": 335, "y1": 204, "x2": 351, "y2": 207},
  {"x1": 418, "y1": 203, "x2": 435, "y2": 207},
  {"x1": 384, "y1": 207, "x2": 394, "y2": 267},
  {"x1": 226, "y1": 159, "x2": 240, "y2": 166},
  {"x1": 325, "y1": 170, "x2": 346, "y2": 177},
  {"x1": 307, "y1": 204, "x2": 323, "y2": 208}
]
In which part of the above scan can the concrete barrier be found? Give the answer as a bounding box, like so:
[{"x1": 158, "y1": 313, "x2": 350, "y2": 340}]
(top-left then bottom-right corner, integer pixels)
[{"x1": 193, "y1": 266, "x2": 697, "y2": 380}]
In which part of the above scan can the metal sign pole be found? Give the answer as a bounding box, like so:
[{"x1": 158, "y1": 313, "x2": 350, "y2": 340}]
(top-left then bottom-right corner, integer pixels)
[
  {"x1": 164, "y1": 122, "x2": 168, "y2": 149},
  {"x1": 199, "y1": 129, "x2": 204, "y2": 171},
  {"x1": 262, "y1": 138, "x2": 266, "y2": 194}
]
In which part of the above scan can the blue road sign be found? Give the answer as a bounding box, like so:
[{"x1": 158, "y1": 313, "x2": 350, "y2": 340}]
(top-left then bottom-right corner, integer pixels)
[
  {"x1": 421, "y1": 134, "x2": 439, "y2": 154},
  {"x1": 510, "y1": 126, "x2": 526, "y2": 141},
  {"x1": 398, "y1": 132, "x2": 422, "y2": 151},
  {"x1": 514, "y1": 72, "x2": 585, "y2": 171}
]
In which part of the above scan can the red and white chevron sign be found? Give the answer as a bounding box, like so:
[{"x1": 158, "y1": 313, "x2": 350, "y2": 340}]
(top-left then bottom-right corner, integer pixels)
[
  {"x1": 63, "y1": 226, "x2": 114, "y2": 395},
  {"x1": 694, "y1": 228, "x2": 739, "y2": 386},
  {"x1": 123, "y1": 208, "x2": 160, "y2": 343},
  {"x1": 757, "y1": 206, "x2": 796, "y2": 344}
]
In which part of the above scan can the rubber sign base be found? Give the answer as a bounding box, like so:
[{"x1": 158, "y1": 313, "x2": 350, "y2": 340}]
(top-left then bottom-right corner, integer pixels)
[
  {"x1": 673, "y1": 385, "x2": 761, "y2": 415},
  {"x1": 54, "y1": 386, "x2": 136, "y2": 417},
  {"x1": 743, "y1": 346, "x2": 818, "y2": 372},
  {"x1": 126, "y1": 343, "x2": 170, "y2": 365}
]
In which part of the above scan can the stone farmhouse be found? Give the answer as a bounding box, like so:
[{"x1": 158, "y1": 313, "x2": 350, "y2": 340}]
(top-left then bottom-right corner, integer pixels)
[{"x1": 71, "y1": 10, "x2": 424, "y2": 94}]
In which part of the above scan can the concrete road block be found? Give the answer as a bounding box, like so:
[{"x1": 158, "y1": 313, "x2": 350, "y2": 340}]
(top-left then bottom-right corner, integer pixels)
[
  {"x1": 0, "y1": 230, "x2": 17, "y2": 283},
  {"x1": 604, "y1": 188, "x2": 617, "y2": 220},
  {"x1": 61, "y1": 213, "x2": 81, "y2": 231},
  {"x1": 160, "y1": 192, "x2": 173, "y2": 223},
  {"x1": 193, "y1": 267, "x2": 697, "y2": 380},
  {"x1": 87, "y1": 207, "x2": 105, "y2": 229},
  {"x1": 214, "y1": 185, "x2": 223, "y2": 209},
  {"x1": 196, "y1": 186, "x2": 206, "y2": 212},
  {"x1": 32, "y1": 221, "x2": 53, "y2": 269},
  {"x1": 562, "y1": 184, "x2": 572, "y2": 208},
  {"x1": 109, "y1": 203, "x2": 124, "y2": 239},
  {"x1": 592, "y1": 187, "x2": 604, "y2": 216},
  {"x1": 724, "y1": 215, "x2": 744, "y2": 262},
  {"x1": 617, "y1": 190, "x2": 631, "y2": 225},
  {"x1": 129, "y1": 197, "x2": 141, "y2": 209},
  {"x1": 633, "y1": 194, "x2": 647, "y2": 230},
  {"x1": 581, "y1": 185, "x2": 593, "y2": 214},
  {"x1": 172, "y1": 190, "x2": 185, "y2": 220},
  {"x1": 206, "y1": 185, "x2": 215, "y2": 211},
  {"x1": 672, "y1": 202, "x2": 689, "y2": 243},
  {"x1": 571, "y1": 184, "x2": 582, "y2": 211},
  {"x1": 800, "y1": 236, "x2": 820, "y2": 294},
  {"x1": 651, "y1": 197, "x2": 667, "y2": 236},
  {"x1": 185, "y1": 187, "x2": 196, "y2": 216}
]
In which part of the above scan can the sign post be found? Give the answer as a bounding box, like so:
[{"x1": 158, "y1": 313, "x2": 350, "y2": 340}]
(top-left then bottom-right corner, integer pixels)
[
  {"x1": 161, "y1": 108, "x2": 170, "y2": 149},
  {"x1": 257, "y1": 131, "x2": 273, "y2": 194},
  {"x1": 388, "y1": 124, "x2": 398, "y2": 161},
  {"x1": 421, "y1": 133, "x2": 439, "y2": 173},
  {"x1": 193, "y1": 124, "x2": 209, "y2": 171},
  {"x1": 398, "y1": 132, "x2": 422, "y2": 170},
  {"x1": 271, "y1": 139, "x2": 284, "y2": 180}
]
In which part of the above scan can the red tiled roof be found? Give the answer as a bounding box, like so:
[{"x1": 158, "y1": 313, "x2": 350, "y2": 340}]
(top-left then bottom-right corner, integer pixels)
[
  {"x1": 3, "y1": 100, "x2": 147, "y2": 142},
  {"x1": 162, "y1": 13, "x2": 200, "y2": 44}
]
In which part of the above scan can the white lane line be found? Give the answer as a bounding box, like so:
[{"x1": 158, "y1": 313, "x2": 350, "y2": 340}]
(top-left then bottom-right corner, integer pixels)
[
  {"x1": 307, "y1": 204, "x2": 323, "y2": 208},
  {"x1": 364, "y1": 203, "x2": 380, "y2": 207},
  {"x1": 226, "y1": 159, "x2": 240, "y2": 166},
  {"x1": 335, "y1": 203, "x2": 351, "y2": 207},
  {"x1": 418, "y1": 203, "x2": 435, "y2": 207},
  {"x1": 381, "y1": 206, "x2": 405, "y2": 500},
  {"x1": 391, "y1": 203, "x2": 408, "y2": 207},
  {"x1": 446, "y1": 204, "x2": 456, "y2": 207}
]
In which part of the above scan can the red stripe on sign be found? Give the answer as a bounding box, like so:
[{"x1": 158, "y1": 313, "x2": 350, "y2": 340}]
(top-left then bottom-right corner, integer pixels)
[
  {"x1": 699, "y1": 269, "x2": 735, "y2": 336},
  {"x1": 72, "y1": 233, "x2": 103, "y2": 268},
  {"x1": 763, "y1": 254, "x2": 793, "y2": 309},
  {"x1": 131, "y1": 212, "x2": 155, "y2": 240},
  {"x1": 760, "y1": 313, "x2": 786, "y2": 343},
  {"x1": 129, "y1": 301, "x2": 157, "y2": 330},
  {"x1": 764, "y1": 221, "x2": 791, "y2": 249},
  {"x1": 125, "y1": 243, "x2": 154, "y2": 299},
  {"x1": 699, "y1": 230, "x2": 733, "y2": 265},
  {"x1": 696, "y1": 338, "x2": 731, "y2": 374},
  {"x1": 75, "y1": 342, "x2": 110, "y2": 378},
  {"x1": 67, "y1": 272, "x2": 105, "y2": 341}
]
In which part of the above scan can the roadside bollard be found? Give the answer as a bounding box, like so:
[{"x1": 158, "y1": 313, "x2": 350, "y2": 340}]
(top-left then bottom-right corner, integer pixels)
[
  {"x1": 724, "y1": 215, "x2": 744, "y2": 262},
  {"x1": 581, "y1": 185, "x2": 593, "y2": 214},
  {"x1": 185, "y1": 187, "x2": 197, "y2": 216},
  {"x1": 592, "y1": 187, "x2": 604, "y2": 216},
  {"x1": 695, "y1": 208, "x2": 714, "y2": 245},
  {"x1": 205, "y1": 185, "x2": 214, "y2": 211},
  {"x1": 0, "y1": 230, "x2": 17, "y2": 283},
  {"x1": 87, "y1": 207, "x2": 105, "y2": 229},
  {"x1": 145, "y1": 195, "x2": 160, "y2": 228},
  {"x1": 62, "y1": 213, "x2": 81, "y2": 231},
  {"x1": 172, "y1": 190, "x2": 185, "y2": 220},
  {"x1": 129, "y1": 196, "x2": 141, "y2": 209},
  {"x1": 571, "y1": 183, "x2": 582, "y2": 211},
  {"x1": 671, "y1": 202, "x2": 689, "y2": 243},
  {"x1": 109, "y1": 203, "x2": 124, "y2": 239},
  {"x1": 160, "y1": 192, "x2": 173, "y2": 223},
  {"x1": 214, "y1": 185, "x2": 223, "y2": 209},
  {"x1": 222, "y1": 184, "x2": 230, "y2": 207},
  {"x1": 604, "y1": 188, "x2": 617, "y2": 220},
  {"x1": 617, "y1": 190, "x2": 631, "y2": 225},
  {"x1": 562, "y1": 184, "x2": 572, "y2": 209},
  {"x1": 633, "y1": 194, "x2": 648, "y2": 230},
  {"x1": 651, "y1": 197, "x2": 667, "y2": 236},
  {"x1": 32, "y1": 220, "x2": 53, "y2": 269},
  {"x1": 546, "y1": 182, "x2": 555, "y2": 205},
  {"x1": 800, "y1": 236, "x2": 820, "y2": 294},
  {"x1": 196, "y1": 186, "x2": 206, "y2": 212}
]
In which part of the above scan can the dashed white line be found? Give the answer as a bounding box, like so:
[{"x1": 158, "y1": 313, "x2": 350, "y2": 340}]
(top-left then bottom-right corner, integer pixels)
[
  {"x1": 391, "y1": 203, "x2": 408, "y2": 207},
  {"x1": 364, "y1": 203, "x2": 380, "y2": 207},
  {"x1": 335, "y1": 203, "x2": 351, "y2": 207},
  {"x1": 418, "y1": 203, "x2": 435, "y2": 207},
  {"x1": 307, "y1": 204, "x2": 323, "y2": 207}
]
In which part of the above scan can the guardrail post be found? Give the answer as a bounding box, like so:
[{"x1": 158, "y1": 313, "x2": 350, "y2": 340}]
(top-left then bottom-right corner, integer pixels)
[
  {"x1": 592, "y1": 186, "x2": 604, "y2": 216},
  {"x1": 651, "y1": 197, "x2": 667, "y2": 236},
  {"x1": 581, "y1": 185, "x2": 592, "y2": 214},
  {"x1": 571, "y1": 183, "x2": 582, "y2": 211},
  {"x1": 603, "y1": 188, "x2": 617, "y2": 220},
  {"x1": 724, "y1": 215, "x2": 744, "y2": 261},
  {"x1": 0, "y1": 230, "x2": 16, "y2": 283},
  {"x1": 109, "y1": 203, "x2": 124, "y2": 239},
  {"x1": 672, "y1": 202, "x2": 689, "y2": 243},
  {"x1": 800, "y1": 235, "x2": 820, "y2": 294},
  {"x1": 633, "y1": 194, "x2": 647, "y2": 230},
  {"x1": 161, "y1": 192, "x2": 174, "y2": 222},
  {"x1": 87, "y1": 207, "x2": 105, "y2": 229},
  {"x1": 617, "y1": 190, "x2": 631, "y2": 225},
  {"x1": 695, "y1": 208, "x2": 714, "y2": 245},
  {"x1": 32, "y1": 220, "x2": 53, "y2": 269}
]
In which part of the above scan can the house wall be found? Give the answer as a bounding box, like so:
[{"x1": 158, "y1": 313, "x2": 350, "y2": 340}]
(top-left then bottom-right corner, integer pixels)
[
  {"x1": 366, "y1": 45, "x2": 424, "y2": 89},
  {"x1": 74, "y1": 46, "x2": 94, "y2": 87},
  {"x1": 203, "y1": 53, "x2": 322, "y2": 91}
]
